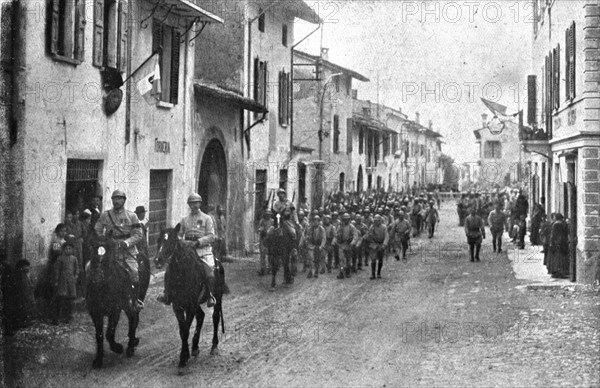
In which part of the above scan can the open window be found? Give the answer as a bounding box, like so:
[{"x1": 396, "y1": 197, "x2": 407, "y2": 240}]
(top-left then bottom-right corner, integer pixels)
[
  {"x1": 92, "y1": 0, "x2": 128, "y2": 71},
  {"x1": 152, "y1": 19, "x2": 181, "y2": 104},
  {"x1": 48, "y1": 0, "x2": 86, "y2": 64}
]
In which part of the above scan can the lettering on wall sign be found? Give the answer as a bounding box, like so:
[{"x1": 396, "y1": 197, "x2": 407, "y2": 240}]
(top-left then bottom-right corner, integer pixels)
[{"x1": 155, "y1": 138, "x2": 171, "y2": 154}]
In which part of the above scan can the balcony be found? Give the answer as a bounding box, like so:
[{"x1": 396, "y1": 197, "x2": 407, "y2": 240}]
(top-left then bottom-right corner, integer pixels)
[{"x1": 520, "y1": 125, "x2": 550, "y2": 155}]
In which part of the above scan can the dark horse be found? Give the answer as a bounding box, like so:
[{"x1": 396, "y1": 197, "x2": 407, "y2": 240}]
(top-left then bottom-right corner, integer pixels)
[
  {"x1": 86, "y1": 233, "x2": 150, "y2": 368},
  {"x1": 264, "y1": 215, "x2": 299, "y2": 290},
  {"x1": 156, "y1": 224, "x2": 225, "y2": 368}
]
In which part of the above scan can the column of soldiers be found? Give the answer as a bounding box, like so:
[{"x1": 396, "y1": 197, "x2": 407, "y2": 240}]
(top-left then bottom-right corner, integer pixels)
[{"x1": 259, "y1": 189, "x2": 442, "y2": 281}]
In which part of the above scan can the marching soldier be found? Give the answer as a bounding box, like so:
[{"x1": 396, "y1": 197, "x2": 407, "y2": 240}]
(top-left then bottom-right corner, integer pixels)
[
  {"x1": 390, "y1": 211, "x2": 411, "y2": 261},
  {"x1": 304, "y1": 215, "x2": 326, "y2": 278},
  {"x1": 297, "y1": 210, "x2": 309, "y2": 272},
  {"x1": 335, "y1": 213, "x2": 359, "y2": 279},
  {"x1": 257, "y1": 210, "x2": 273, "y2": 276},
  {"x1": 322, "y1": 214, "x2": 337, "y2": 273},
  {"x1": 365, "y1": 215, "x2": 389, "y2": 279},
  {"x1": 424, "y1": 200, "x2": 439, "y2": 238},
  {"x1": 94, "y1": 190, "x2": 144, "y2": 312},
  {"x1": 353, "y1": 214, "x2": 368, "y2": 271}
]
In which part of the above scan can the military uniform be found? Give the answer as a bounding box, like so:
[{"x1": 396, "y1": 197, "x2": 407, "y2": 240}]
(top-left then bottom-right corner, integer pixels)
[
  {"x1": 390, "y1": 217, "x2": 411, "y2": 260},
  {"x1": 322, "y1": 221, "x2": 336, "y2": 272},
  {"x1": 353, "y1": 219, "x2": 369, "y2": 270},
  {"x1": 365, "y1": 220, "x2": 389, "y2": 279},
  {"x1": 335, "y1": 218, "x2": 359, "y2": 278},
  {"x1": 303, "y1": 219, "x2": 326, "y2": 278},
  {"x1": 94, "y1": 208, "x2": 143, "y2": 283},
  {"x1": 257, "y1": 214, "x2": 274, "y2": 275}
]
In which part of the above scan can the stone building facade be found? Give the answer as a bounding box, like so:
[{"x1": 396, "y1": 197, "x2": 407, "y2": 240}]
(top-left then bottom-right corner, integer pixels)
[
  {"x1": 0, "y1": 0, "x2": 225, "y2": 274},
  {"x1": 521, "y1": 0, "x2": 600, "y2": 283}
]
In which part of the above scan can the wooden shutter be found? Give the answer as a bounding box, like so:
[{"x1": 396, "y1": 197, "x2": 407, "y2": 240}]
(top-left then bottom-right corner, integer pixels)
[
  {"x1": 527, "y1": 75, "x2": 537, "y2": 125},
  {"x1": 569, "y1": 22, "x2": 576, "y2": 100},
  {"x1": 170, "y1": 30, "x2": 180, "y2": 104},
  {"x1": 347, "y1": 118, "x2": 353, "y2": 154},
  {"x1": 49, "y1": 0, "x2": 60, "y2": 55},
  {"x1": 565, "y1": 28, "x2": 570, "y2": 100},
  {"x1": 152, "y1": 19, "x2": 162, "y2": 52},
  {"x1": 262, "y1": 61, "x2": 268, "y2": 107},
  {"x1": 553, "y1": 45, "x2": 560, "y2": 110},
  {"x1": 75, "y1": 0, "x2": 86, "y2": 62},
  {"x1": 278, "y1": 71, "x2": 283, "y2": 124},
  {"x1": 253, "y1": 57, "x2": 260, "y2": 102},
  {"x1": 285, "y1": 72, "x2": 290, "y2": 124},
  {"x1": 93, "y1": 0, "x2": 105, "y2": 66},
  {"x1": 117, "y1": 0, "x2": 128, "y2": 72}
]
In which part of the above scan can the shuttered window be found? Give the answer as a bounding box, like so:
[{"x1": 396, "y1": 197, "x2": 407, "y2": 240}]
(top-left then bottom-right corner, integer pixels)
[
  {"x1": 49, "y1": 0, "x2": 85, "y2": 64},
  {"x1": 346, "y1": 118, "x2": 353, "y2": 154},
  {"x1": 278, "y1": 70, "x2": 290, "y2": 126},
  {"x1": 333, "y1": 115, "x2": 340, "y2": 153},
  {"x1": 92, "y1": 0, "x2": 127, "y2": 71},
  {"x1": 565, "y1": 22, "x2": 576, "y2": 101},
  {"x1": 484, "y1": 141, "x2": 502, "y2": 159},
  {"x1": 358, "y1": 127, "x2": 364, "y2": 155},
  {"x1": 527, "y1": 75, "x2": 537, "y2": 125},
  {"x1": 553, "y1": 45, "x2": 560, "y2": 111},
  {"x1": 254, "y1": 58, "x2": 268, "y2": 117},
  {"x1": 152, "y1": 19, "x2": 181, "y2": 104}
]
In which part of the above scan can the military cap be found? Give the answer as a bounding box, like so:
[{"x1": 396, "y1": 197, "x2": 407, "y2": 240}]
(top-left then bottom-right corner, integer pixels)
[
  {"x1": 265, "y1": 209, "x2": 273, "y2": 215},
  {"x1": 313, "y1": 215, "x2": 321, "y2": 221},
  {"x1": 323, "y1": 214, "x2": 331, "y2": 219},
  {"x1": 135, "y1": 205, "x2": 146, "y2": 213},
  {"x1": 297, "y1": 210, "x2": 305, "y2": 216},
  {"x1": 187, "y1": 193, "x2": 202, "y2": 203},
  {"x1": 277, "y1": 188, "x2": 286, "y2": 194},
  {"x1": 332, "y1": 211, "x2": 339, "y2": 216},
  {"x1": 111, "y1": 189, "x2": 127, "y2": 199},
  {"x1": 373, "y1": 214, "x2": 383, "y2": 221},
  {"x1": 342, "y1": 213, "x2": 351, "y2": 220},
  {"x1": 311, "y1": 210, "x2": 319, "y2": 216}
]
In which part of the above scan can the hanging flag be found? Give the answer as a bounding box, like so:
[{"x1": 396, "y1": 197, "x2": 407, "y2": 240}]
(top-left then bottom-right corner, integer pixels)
[
  {"x1": 134, "y1": 53, "x2": 162, "y2": 105},
  {"x1": 480, "y1": 97, "x2": 508, "y2": 118}
]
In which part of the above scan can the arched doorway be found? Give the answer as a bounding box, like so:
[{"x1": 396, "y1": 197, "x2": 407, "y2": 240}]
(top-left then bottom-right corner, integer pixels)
[
  {"x1": 357, "y1": 165, "x2": 363, "y2": 193},
  {"x1": 198, "y1": 139, "x2": 227, "y2": 213}
]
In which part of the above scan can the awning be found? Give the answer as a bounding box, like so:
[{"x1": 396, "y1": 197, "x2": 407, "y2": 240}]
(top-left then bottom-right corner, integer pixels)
[
  {"x1": 152, "y1": 0, "x2": 224, "y2": 23},
  {"x1": 194, "y1": 81, "x2": 268, "y2": 113},
  {"x1": 294, "y1": 50, "x2": 369, "y2": 82},
  {"x1": 353, "y1": 115, "x2": 395, "y2": 134}
]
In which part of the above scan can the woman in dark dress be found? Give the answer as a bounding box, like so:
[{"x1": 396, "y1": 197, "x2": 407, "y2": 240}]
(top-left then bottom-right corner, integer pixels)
[{"x1": 547, "y1": 213, "x2": 569, "y2": 278}]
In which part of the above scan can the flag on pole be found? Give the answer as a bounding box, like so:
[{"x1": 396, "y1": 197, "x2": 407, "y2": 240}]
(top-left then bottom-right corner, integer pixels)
[
  {"x1": 135, "y1": 53, "x2": 162, "y2": 104},
  {"x1": 480, "y1": 97, "x2": 508, "y2": 118}
]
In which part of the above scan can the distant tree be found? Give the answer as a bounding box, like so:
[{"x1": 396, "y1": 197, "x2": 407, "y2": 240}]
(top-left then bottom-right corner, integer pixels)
[{"x1": 439, "y1": 154, "x2": 458, "y2": 189}]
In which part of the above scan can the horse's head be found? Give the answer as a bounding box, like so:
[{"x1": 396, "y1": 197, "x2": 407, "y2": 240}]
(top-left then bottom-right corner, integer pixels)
[{"x1": 155, "y1": 224, "x2": 181, "y2": 268}]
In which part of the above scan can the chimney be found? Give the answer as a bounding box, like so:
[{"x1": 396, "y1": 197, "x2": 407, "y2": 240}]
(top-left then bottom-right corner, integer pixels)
[
  {"x1": 428, "y1": 120, "x2": 433, "y2": 130},
  {"x1": 415, "y1": 112, "x2": 420, "y2": 125},
  {"x1": 352, "y1": 89, "x2": 358, "y2": 99},
  {"x1": 320, "y1": 47, "x2": 329, "y2": 61},
  {"x1": 481, "y1": 113, "x2": 488, "y2": 128}
]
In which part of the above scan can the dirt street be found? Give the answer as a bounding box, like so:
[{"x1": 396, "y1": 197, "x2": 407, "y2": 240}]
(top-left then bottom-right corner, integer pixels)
[{"x1": 3, "y1": 207, "x2": 599, "y2": 387}]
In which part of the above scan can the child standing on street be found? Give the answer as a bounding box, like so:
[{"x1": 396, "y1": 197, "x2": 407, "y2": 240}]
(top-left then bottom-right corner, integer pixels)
[{"x1": 52, "y1": 238, "x2": 79, "y2": 324}]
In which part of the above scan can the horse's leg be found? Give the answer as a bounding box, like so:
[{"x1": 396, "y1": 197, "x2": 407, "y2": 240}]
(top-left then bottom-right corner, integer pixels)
[
  {"x1": 192, "y1": 308, "x2": 205, "y2": 357},
  {"x1": 92, "y1": 313, "x2": 104, "y2": 368},
  {"x1": 107, "y1": 311, "x2": 124, "y2": 354},
  {"x1": 174, "y1": 306, "x2": 194, "y2": 368},
  {"x1": 210, "y1": 300, "x2": 221, "y2": 356},
  {"x1": 125, "y1": 310, "x2": 140, "y2": 357}
]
